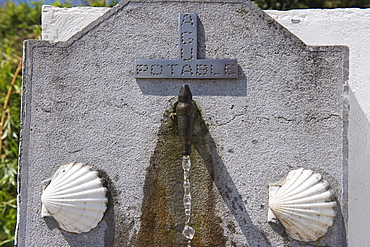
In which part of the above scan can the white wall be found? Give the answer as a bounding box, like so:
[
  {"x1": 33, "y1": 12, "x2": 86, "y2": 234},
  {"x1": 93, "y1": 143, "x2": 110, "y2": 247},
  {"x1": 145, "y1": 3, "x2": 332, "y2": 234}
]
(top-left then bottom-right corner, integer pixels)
[
  {"x1": 266, "y1": 9, "x2": 370, "y2": 246},
  {"x1": 42, "y1": 5, "x2": 109, "y2": 42}
]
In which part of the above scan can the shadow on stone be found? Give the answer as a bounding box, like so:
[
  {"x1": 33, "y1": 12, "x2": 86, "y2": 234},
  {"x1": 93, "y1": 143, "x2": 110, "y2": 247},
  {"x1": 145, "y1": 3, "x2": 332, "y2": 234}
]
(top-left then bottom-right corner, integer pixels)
[
  {"x1": 44, "y1": 216, "x2": 59, "y2": 231},
  {"x1": 97, "y1": 169, "x2": 116, "y2": 247},
  {"x1": 58, "y1": 169, "x2": 116, "y2": 247},
  {"x1": 268, "y1": 221, "x2": 286, "y2": 237},
  {"x1": 333, "y1": 200, "x2": 348, "y2": 247},
  {"x1": 137, "y1": 104, "x2": 226, "y2": 246},
  {"x1": 137, "y1": 102, "x2": 269, "y2": 246},
  {"x1": 192, "y1": 106, "x2": 270, "y2": 246}
]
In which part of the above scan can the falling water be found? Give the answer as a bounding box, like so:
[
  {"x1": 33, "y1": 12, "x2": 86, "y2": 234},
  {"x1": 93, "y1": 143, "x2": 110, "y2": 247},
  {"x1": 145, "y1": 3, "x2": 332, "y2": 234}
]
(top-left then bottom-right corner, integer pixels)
[{"x1": 182, "y1": 155, "x2": 195, "y2": 246}]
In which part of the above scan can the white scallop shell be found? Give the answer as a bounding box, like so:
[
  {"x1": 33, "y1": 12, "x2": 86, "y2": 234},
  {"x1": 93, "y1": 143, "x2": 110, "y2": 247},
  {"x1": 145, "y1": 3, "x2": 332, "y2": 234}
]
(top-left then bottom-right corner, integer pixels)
[
  {"x1": 268, "y1": 168, "x2": 336, "y2": 242},
  {"x1": 41, "y1": 163, "x2": 107, "y2": 234}
]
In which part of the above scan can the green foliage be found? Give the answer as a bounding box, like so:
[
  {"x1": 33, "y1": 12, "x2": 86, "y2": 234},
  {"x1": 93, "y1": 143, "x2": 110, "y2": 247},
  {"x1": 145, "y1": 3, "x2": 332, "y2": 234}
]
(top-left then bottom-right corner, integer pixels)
[
  {"x1": 51, "y1": 0, "x2": 119, "y2": 7},
  {"x1": 0, "y1": 0, "x2": 118, "y2": 245},
  {"x1": 254, "y1": 0, "x2": 306, "y2": 10},
  {"x1": 306, "y1": 0, "x2": 370, "y2": 8},
  {"x1": 253, "y1": 0, "x2": 370, "y2": 9},
  {"x1": 0, "y1": 1, "x2": 41, "y2": 246},
  {"x1": 81, "y1": 0, "x2": 120, "y2": 7}
]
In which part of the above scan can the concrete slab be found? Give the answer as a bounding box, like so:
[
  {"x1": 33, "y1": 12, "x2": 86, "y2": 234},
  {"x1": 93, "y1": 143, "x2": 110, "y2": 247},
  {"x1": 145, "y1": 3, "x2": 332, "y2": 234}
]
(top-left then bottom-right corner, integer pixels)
[{"x1": 18, "y1": 1, "x2": 348, "y2": 246}]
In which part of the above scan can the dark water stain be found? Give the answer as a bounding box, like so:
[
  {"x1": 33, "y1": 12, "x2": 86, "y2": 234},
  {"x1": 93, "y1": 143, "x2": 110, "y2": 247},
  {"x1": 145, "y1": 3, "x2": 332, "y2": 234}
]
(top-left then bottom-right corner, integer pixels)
[
  {"x1": 192, "y1": 107, "x2": 270, "y2": 246},
  {"x1": 137, "y1": 100, "x2": 270, "y2": 246},
  {"x1": 137, "y1": 103, "x2": 226, "y2": 246},
  {"x1": 96, "y1": 169, "x2": 116, "y2": 247}
]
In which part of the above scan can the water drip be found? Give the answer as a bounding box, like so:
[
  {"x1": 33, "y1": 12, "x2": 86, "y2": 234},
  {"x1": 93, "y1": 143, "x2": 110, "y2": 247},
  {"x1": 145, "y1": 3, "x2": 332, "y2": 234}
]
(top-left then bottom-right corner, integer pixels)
[
  {"x1": 177, "y1": 85, "x2": 196, "y2": 245},
  {"x1": 138, "y1": 91, "x2": 227, "y2": 245},
  {"x1": 182, "y1": 155, "x2": 195, "y2": 246}
]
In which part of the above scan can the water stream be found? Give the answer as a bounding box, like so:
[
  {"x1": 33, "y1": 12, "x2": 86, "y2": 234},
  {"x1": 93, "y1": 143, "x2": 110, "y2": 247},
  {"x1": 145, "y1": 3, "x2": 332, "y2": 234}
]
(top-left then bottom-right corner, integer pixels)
[{"x1": 182, "y1": 155, "x2": 195, "y2": 246}]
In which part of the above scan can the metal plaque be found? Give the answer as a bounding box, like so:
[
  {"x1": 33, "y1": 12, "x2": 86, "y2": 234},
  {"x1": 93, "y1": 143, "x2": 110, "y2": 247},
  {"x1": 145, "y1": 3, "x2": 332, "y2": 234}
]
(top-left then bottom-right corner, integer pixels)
[{"x1": 135, "y1": 13, "x2": 238, "y2": 79}]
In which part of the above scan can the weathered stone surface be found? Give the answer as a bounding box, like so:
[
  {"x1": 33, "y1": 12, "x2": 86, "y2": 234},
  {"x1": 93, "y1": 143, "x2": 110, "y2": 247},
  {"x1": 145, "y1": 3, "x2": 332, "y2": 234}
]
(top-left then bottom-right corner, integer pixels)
[
  {"x1": 264, "y1": 10, "x2": 370, "y2": 246},
  {"x1": 18, "y1": 0, "x2": 348, "y2": 246}
]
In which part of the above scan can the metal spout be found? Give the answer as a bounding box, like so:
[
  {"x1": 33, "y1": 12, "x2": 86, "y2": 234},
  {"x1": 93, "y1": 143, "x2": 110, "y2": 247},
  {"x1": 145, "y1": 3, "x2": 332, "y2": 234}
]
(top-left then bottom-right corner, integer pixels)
[{"x1": 176, "y1": 85, "x2": 195, "y2": 155}]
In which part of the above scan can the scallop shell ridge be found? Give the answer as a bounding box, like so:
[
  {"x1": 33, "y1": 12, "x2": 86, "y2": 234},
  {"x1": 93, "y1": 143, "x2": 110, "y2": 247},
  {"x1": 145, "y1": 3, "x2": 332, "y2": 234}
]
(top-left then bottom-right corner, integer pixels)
[
  {"x1": 41, "y1": 162, "x2": 108, "y2": 234},
  {"x1": 268, "y1": 168, "x2": 337, "y2": 242}
]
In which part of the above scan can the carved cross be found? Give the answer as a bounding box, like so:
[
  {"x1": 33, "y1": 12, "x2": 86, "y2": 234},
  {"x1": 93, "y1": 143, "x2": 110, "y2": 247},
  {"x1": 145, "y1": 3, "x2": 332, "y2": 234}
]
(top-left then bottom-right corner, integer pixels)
[{"x1": 135, "y1": 13, "x2": 238, "y2": 79}]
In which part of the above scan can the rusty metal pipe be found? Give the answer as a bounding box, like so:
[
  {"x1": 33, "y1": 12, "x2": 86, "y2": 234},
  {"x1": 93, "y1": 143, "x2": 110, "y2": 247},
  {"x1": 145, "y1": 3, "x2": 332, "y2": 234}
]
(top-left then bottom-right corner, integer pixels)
[{"x1": 176, "y1": 85, "x2": 195, "y2": 155}]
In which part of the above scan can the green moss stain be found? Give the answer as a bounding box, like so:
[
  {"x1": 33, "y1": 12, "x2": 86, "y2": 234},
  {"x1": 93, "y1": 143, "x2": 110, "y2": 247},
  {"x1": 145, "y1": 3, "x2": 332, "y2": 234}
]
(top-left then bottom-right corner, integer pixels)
[
  {"x1": 137, "y1": 103, "x2": 226, "y2": 246},
  {"x1": 236, "y1": 8, "x2": 250, "y2": 15}
]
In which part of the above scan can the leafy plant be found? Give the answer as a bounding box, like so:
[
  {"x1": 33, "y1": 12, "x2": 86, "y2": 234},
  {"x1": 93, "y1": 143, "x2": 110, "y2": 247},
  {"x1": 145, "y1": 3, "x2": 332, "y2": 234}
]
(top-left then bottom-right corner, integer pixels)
[
  {"x1": 0, "y1": 1, "x2": 41, "y2": 246},
  {"x1": 253, "y1": 0, "x2": 370, "y2": 9},
  {"x1": 0, "y1": 0, "x2": 117, "y2": 245}
]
